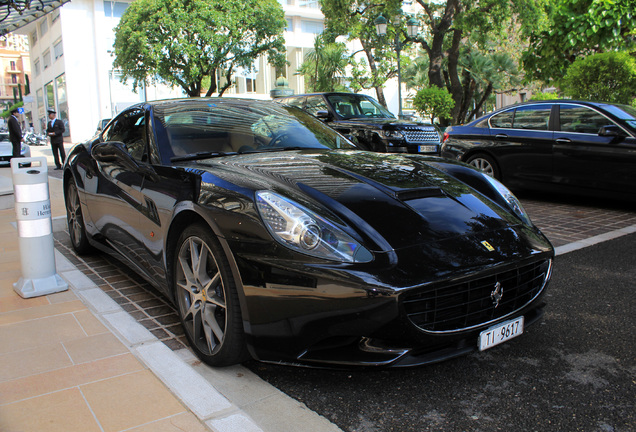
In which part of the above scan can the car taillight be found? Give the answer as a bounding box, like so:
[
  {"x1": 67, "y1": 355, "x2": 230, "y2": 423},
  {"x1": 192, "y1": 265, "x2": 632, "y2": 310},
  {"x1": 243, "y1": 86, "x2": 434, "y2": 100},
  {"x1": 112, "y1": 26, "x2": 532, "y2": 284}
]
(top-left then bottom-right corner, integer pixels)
[{"x1": 442, "y1": 132, "x2": 449, "y2": 143}]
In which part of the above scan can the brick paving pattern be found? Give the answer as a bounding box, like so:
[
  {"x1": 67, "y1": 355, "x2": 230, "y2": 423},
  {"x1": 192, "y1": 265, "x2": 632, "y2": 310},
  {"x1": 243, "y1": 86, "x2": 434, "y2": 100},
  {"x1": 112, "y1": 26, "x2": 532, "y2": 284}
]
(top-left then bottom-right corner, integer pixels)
[{"x1": 54, "y1": 197, "x2": 636, "y2": 352}]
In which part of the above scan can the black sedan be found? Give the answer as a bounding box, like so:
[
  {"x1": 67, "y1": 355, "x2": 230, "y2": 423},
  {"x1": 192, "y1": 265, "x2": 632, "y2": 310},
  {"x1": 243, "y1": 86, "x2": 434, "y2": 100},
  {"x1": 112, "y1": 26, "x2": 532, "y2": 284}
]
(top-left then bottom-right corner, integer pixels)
[
  {"x1": 63, "y1": 98, "x2": 553, "y2": 368},
  {"x1": 441, "y1": 100, "x2": 636, "y2": 201},
  {"x1": 276, "y1": 92, "x2": 442, "y2": 155}
]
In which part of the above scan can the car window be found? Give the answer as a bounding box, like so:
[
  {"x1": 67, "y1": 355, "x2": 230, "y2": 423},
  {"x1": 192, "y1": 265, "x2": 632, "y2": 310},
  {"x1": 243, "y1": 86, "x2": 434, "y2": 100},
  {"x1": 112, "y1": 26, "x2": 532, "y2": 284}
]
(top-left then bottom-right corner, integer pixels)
[
  {"x1": 304, "y1": 96, "x2": 329, "y2": 116},
  {"x1": 325, "y1": 94, "x2": 395, "y2": 119},
  {"x1": 152, "y1": 100, "x2": 357, "y2": 159},
  {"x1": 281, "y1": 96, "x2": 305, "y2": 109},
  {"x1": 511, "y1": 105, "x2": 551, "y2": 130},
  {"x1": 490, "y1": 110, "x2": 514, "y2": 128},
  {"x1": 104, "y1": 108, "x2": 147, "y2": 161},
  {"x1": 559, "y1": 105, "x2": 614, "y2": 134}
]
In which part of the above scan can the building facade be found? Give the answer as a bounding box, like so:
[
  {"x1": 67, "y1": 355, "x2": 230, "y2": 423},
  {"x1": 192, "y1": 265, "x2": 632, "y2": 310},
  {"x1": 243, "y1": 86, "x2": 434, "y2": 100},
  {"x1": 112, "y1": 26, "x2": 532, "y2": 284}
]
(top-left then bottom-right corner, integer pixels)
[
  {"x1": 17, "y1": 0, "x2": 331, "y2": 143},
  {"x1": 0, "y1": 34, "x2": 30, "y2": 110}
]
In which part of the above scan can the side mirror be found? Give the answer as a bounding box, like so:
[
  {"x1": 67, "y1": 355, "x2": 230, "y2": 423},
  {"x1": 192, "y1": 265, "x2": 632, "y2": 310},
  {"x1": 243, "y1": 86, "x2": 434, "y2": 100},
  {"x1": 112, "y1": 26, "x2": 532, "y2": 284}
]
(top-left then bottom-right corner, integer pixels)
[
  {"x1": 92, "y1": 141, "x2": 160, "y2": 182},
  {"x1": 315, "y1": 110, "x2": 332, "y2": 122},
  {"x1": 91, "y1": 141, "x2": 132, "y2": 165},
  {"x1": 598, "y1": 125, "x2": 626, "y2": 137}
]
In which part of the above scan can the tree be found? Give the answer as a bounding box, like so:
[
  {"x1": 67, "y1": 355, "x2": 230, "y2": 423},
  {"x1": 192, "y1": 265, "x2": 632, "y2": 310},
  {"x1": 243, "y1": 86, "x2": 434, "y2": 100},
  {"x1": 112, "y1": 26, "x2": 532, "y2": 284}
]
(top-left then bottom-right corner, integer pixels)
[
  {"x1": 319, "y1": 0, "x2": 404, "y2": 106},
  {"x1": 522, "y1": 0, "x2": 636, "y2": 84},
  {"x1": 413, "y1": 86, "x2": 455, "y2": 124},
  {"x1": 297, "y1": 36, "x2": 349, "y2": 92},
  {"x1": 408, "y1": 0, "x2": 549, "y2": 125},
  {"x1": 560, "y1": 52, "x2": 636, "y2": 104},
  {"x1": 113, "y1": 0, "x2": 287, "y2": 97}
]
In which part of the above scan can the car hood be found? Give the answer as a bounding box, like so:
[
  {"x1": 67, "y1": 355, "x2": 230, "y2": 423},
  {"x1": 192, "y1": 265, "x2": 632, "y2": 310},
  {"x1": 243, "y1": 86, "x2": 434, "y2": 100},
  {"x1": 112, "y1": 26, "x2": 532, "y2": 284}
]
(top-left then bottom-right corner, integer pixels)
[
  {"x1": 191, "y1": 150, "x2": 543, "y2": 255},
  {"x1": 0, "y1": 141, "x2": 13, "y2": 155}
]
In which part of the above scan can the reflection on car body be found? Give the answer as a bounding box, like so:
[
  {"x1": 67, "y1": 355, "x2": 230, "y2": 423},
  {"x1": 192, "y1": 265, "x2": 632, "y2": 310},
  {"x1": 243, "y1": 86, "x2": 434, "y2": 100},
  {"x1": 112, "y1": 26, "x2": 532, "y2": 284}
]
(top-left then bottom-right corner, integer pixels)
[
  {"x1": 63, "y1": 98, "x2": 553, "y2": 368},
  {"x1": 0, "y1": 132, "x2": 30, "y2": 165},
  {"x1": 441, "y1": 100, "x2": 636, "y2": 201}
]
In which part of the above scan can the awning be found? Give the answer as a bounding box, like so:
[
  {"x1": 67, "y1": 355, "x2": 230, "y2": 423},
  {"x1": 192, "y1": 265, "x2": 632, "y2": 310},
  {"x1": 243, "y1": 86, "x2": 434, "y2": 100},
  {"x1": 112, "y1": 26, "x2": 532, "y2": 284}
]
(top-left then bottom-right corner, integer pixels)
[{"x1": 0, "y1": 0, "x2": 71, "y2": 36}]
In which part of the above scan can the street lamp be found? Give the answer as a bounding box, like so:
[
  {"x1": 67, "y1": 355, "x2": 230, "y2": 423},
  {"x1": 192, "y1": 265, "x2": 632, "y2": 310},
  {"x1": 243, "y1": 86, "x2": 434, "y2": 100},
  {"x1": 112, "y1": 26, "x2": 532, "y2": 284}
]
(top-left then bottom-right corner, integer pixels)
[{"x1": 375, "y1": 13, "x2": 419, "y2": 119}]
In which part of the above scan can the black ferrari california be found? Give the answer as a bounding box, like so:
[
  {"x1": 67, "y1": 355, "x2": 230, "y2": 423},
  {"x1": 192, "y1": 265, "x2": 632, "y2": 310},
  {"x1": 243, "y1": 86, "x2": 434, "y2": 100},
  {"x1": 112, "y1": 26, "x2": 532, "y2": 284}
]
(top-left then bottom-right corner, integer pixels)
[{"x1": 64, "y1": 98, "x2": 553, "y2": 368}]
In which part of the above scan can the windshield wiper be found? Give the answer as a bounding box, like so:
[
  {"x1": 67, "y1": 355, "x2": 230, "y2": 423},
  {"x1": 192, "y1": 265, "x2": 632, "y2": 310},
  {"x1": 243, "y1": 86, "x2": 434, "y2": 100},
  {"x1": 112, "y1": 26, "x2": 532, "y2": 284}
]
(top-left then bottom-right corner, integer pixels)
[{"x1": 170, "y1": 151, "x2": 238, "y2": 162}]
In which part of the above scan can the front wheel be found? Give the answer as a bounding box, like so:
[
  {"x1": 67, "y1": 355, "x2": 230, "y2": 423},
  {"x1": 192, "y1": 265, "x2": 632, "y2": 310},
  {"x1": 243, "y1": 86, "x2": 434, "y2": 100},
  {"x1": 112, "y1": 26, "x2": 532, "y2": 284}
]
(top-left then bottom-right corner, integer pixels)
[
  {"x1": 466, "y1": 153, "x2": 500, "y2": 180},
  {"x1": 174, "y1": 224, "x2": 248, "y2": 367},
  {"x1": 65, "y1": 180, "x2": 93, "y2": 254}
]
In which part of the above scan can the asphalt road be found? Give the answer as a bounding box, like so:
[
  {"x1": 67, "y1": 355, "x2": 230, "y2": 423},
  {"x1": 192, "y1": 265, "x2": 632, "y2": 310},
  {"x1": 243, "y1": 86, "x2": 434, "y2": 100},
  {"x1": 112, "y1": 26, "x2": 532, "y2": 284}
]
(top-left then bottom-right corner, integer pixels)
[{"x1": 246, "y1": 233, "x2": 636, "y2": 432}]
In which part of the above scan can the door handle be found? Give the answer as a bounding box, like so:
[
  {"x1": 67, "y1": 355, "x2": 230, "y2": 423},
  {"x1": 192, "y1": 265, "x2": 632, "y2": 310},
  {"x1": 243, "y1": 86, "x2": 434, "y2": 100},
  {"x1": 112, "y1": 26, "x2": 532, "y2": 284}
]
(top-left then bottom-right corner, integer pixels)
[
  {"x1": 494, "y1": 134, "x2": 508, "y2": 139},
  {"x1": 555, "y1": 138, "x2": 572, "y2": 144}
]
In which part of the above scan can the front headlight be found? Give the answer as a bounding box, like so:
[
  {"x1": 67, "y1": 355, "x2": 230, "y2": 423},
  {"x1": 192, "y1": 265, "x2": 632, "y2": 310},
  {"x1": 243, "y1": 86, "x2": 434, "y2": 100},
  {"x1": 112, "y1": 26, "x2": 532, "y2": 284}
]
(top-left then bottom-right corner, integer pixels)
[
  {"x1": 256, "y1": 191, "x2": 373, "y2": 263},
  {"x1": 382, "y1": 130, "x2": 404, "y2": 139},
  {"x1": 481, "y1": 174, "x2": 532, "y2": 226}
]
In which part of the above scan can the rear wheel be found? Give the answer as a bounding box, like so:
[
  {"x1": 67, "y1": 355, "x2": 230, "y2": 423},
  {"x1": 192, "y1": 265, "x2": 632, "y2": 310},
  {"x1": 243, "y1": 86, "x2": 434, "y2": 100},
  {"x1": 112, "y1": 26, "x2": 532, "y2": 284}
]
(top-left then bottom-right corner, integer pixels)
[
  {"x1": 65, "y1": 180, "x2": 92, "y2": 254},
  {"x1": 174, "y1": 224, "x2": 248, "y2": 367},
  {"x1": 466, "y1": 153, "x2": 500, "y2": 179}
]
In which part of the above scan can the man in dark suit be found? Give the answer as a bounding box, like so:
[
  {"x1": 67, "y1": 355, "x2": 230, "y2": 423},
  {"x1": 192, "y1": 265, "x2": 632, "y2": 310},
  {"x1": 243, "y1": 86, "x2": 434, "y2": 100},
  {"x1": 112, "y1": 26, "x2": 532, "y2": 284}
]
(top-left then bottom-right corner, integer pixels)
[
  {"x1": 8, "y1": 107, "x2": 22, "y2": 159},
  {"x1": 46, "y1": 108, "x2": 66, "y2": 170}
]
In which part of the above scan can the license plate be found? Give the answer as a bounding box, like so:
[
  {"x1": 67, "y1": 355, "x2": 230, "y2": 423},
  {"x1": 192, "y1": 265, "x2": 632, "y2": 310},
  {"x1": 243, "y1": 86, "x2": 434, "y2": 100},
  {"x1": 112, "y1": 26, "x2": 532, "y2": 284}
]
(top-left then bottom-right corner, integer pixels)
[
  {"x1": 418, "y1": 145, "x2": 437, "y2": 153},
  {"x1": 479, "y1": 317, "x2": 524, "y2": 351}
]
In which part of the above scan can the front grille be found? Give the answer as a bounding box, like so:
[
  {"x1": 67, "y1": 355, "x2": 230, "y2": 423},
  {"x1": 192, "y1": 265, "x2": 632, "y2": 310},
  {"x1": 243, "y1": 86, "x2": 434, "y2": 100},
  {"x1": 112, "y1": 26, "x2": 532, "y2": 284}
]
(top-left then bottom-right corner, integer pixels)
[
  {"x1": 401, "y1": 127, "x2": 440, "y2": 143},
  {"x1": 403, "y1": 259, "x2": 551, "y2": 332}
]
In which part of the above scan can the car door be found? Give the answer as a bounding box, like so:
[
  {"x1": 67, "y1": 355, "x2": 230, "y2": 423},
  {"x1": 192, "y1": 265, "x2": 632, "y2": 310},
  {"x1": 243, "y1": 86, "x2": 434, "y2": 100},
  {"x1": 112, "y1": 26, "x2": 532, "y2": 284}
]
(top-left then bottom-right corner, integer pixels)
[
  {"x1": 488, "y1": 104, "x2": 554, "y2": 186},
  {"x1": 85, "y1": 107, "x2": 153, "y2": 266},
  {"x1": 553, "y1": 103, "x2": 636, "y2": 193}
]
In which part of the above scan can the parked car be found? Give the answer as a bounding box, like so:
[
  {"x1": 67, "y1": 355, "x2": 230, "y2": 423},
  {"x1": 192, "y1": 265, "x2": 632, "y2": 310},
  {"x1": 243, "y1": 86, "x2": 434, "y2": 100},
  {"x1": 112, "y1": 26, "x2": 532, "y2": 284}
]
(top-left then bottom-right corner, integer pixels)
[
  {"x1": 276, "y1": 92, "x2": 442, "y2": 154},
  {"x1": 95, "y1": 118, "x2": 111, "y2": 135},
  {"x1": 64, "y1": 98, "x2": 553, "y2": 368},
  {"x1": 0, "y1": 132, "x2": 31, "y2": 166},
  {"x1": 441, "y1": 100, "x2": 636, "y2": 201}
]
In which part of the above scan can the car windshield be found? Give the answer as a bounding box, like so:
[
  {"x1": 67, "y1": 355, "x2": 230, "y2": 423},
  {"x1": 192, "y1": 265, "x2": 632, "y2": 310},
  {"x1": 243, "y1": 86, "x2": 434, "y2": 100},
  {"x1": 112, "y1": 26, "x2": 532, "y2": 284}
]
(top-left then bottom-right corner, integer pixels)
[
  {"x1": 325, "y1": 94, "x2": 395, "y2": 120},
  {"x1": 153, "y1": 100, "x2": 358, "y2": 160},
  {"x1": 598, "y1": 103, "x2": 636, "y2": 128}
]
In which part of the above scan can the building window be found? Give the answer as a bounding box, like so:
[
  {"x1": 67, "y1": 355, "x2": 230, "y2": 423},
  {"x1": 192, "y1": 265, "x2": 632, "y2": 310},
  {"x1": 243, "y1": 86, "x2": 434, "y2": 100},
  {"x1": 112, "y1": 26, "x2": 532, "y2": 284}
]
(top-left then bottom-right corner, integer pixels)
[
  {"x1": 43, "y1": 50, "x2": 51, "y2": 69},
  {"x1": 39, "y1": 19, "x2": 48, "y2": 37},
  {"x1": 34, "y1": 59, "x2": 41, "y2": 76},
  {"x1": 246, "y1": 77, "x2": 255, "y2": 93},
  {"x1": 300, "y1": 20, "x2": 323, "y2": 34},
  {"x1": 298, "y1": 0, "x2": 319, "y2": 7},
  {"x1": 11, "y1": 74, "x2": 17, "y2": 84},
  {"x1": 56, "y1": 74, "x2": 67, "y2": 104},
  {"x1": 104, "y1": 1, "x2": 129, "y2": 18},
  {"x1": 36, "y1": 88, "x2": 43, "y2": 108},
  {"x1": 51, "y1": 9, "x2": 60, "y2": 23},
  {"x1": 54, "y1": 39, "x2": 63, "y2": 60},
  {"x1": 285, "y1": 18, "x2": 293, "y2": 32},
  {"x1": 10, "y1": 61, "x2": 15, "y2": 70},
  {"x1": 31, "y1": 30, "x2": 37, "y2": 46}
]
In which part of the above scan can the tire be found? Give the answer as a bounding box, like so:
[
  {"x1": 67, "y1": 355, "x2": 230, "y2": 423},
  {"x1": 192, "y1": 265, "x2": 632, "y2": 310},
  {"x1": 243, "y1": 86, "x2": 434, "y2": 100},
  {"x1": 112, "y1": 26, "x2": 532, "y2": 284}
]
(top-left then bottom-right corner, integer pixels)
[
  {"x1": 174, "y1": 224, "x2": 248, "y2": 367},
  {"x1": 65, "y1": 180, "x2": 93, "y2": 254},
  {"x1": 466, "y1": 153, "x2": 500, "y2": 179}
]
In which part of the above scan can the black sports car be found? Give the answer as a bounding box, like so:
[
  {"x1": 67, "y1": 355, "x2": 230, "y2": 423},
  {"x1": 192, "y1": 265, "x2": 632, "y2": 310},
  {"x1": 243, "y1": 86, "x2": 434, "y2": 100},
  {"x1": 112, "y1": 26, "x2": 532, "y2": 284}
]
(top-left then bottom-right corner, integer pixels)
[
  {"x1": 64, "y1": 98, "x2": 553, "y2": 368},
  {"x1": 441, "y1": 100, "x2": 636, "y2": 201}
]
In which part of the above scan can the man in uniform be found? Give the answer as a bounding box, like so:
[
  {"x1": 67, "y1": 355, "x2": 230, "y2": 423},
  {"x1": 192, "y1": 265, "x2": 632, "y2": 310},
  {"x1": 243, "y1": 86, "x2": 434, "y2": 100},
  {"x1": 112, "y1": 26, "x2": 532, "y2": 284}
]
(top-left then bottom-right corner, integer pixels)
[
  {"x1": 46, "y1": 108, "x2": 66, "y2": 170},
  {"x1": 8, "y1": 107, "x2": 22, "y2": 160}
]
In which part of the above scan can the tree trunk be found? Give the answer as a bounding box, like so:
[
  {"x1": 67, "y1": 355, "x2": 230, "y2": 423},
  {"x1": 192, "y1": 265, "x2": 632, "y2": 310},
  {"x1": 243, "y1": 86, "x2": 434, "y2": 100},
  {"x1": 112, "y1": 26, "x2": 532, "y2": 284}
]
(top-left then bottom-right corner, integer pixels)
[
  {"x1": 361, "y1": 39, "x2": 387, "y2": 107},
  {"x1": 467, "y1": 82, "x2": 493, "y2": 121},
  {"x1": 205, "y1": 70, "x2": 218, "y2": 97}
]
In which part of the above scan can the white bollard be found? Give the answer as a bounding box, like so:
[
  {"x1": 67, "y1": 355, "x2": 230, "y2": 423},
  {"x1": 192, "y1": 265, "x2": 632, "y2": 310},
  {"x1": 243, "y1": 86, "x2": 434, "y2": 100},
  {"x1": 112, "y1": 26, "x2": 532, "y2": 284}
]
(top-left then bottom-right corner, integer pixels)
[{"x1": 11, "y1": 157, "x2": 68, "y2": 298}]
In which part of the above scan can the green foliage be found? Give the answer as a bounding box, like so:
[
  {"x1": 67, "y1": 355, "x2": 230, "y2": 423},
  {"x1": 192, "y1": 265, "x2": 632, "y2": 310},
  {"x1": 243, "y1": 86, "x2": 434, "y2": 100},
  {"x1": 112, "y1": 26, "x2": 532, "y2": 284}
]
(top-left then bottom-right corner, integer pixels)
[
  {"x1": 530, "y1": 91, "x2": 560, "y2": 101},
  {"x1": 560, "y1": 52, "x2": 636, "y2": 104},
  {"x1": 523, "y1": 0, "x2": 636, "y2": 83},
  {"x1": 413, "y1": 87, "x2": 455, "y2": 123},
  {"x1": 298, "y1": 37, "x2": 349, "y2": 92},
  {"x1": 1, "y1": 102, "x2": 23, "y2": 119},
  {"x1": 113, "y1": 0, "x2": 286, "y2": 97}
]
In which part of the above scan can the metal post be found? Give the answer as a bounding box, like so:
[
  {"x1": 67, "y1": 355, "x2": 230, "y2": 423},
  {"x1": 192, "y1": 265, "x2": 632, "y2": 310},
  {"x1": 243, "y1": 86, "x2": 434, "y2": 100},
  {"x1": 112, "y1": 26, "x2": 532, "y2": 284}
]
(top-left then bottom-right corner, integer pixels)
[
  {"x1": 395, "y1": 35, "x2": 403, "y2": 119},
  {"x1": 11, "y1": 157, "x2": 68, "y2": 298}
]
